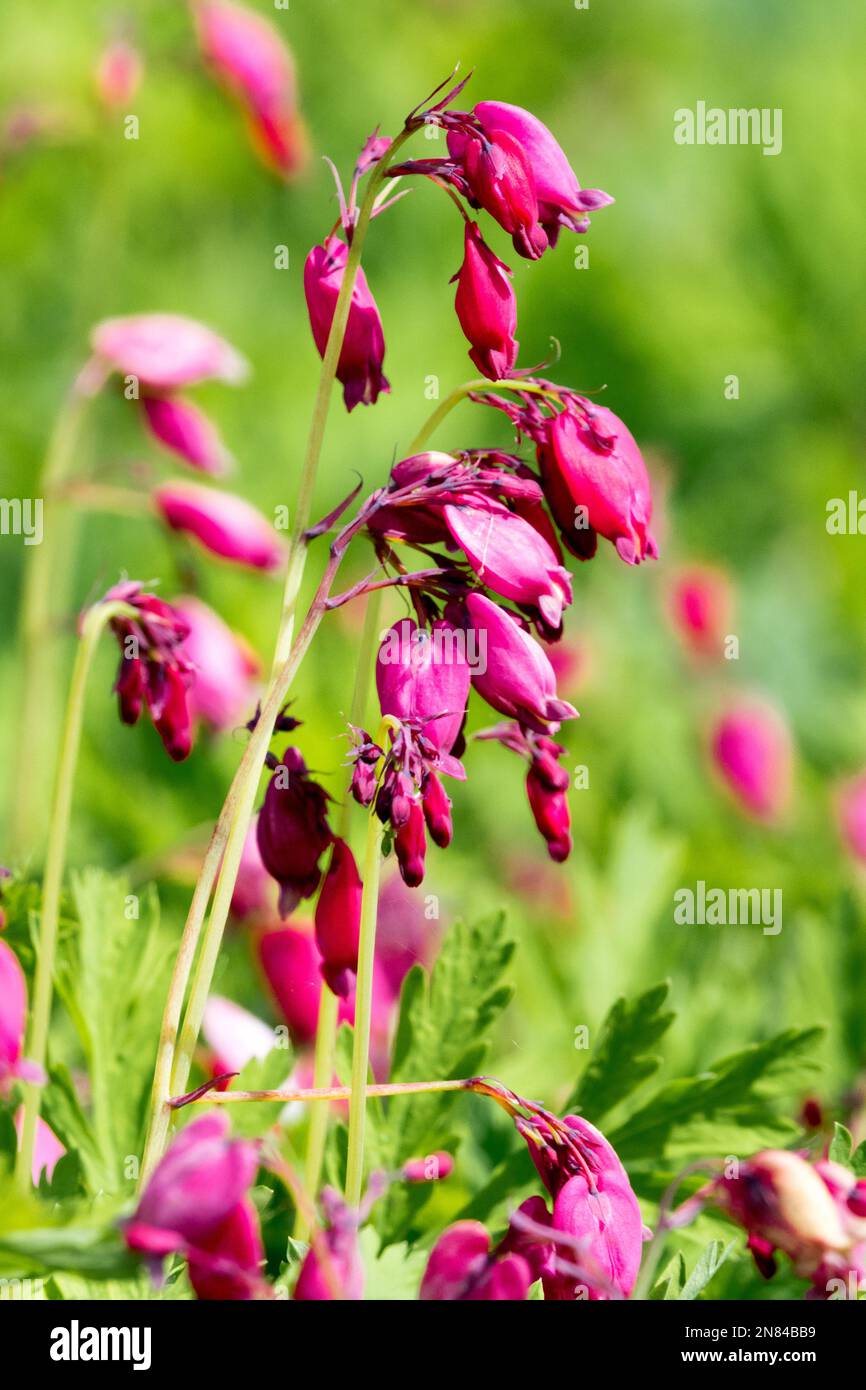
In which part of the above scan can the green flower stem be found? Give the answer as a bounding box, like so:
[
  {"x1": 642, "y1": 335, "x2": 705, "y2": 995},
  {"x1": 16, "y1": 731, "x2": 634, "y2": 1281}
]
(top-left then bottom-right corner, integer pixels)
[
  {"x1": 344, "y1": 714, "x2": 399, "y2": 1206},
  {"x1": 12, "y1": 384, "x2": 94, "y2": 861},
  {"x1": 14, "y1": 598, "x2": 135, "y2": 1188},
  {"x1": 297, "y1": 590, "x2": 384, "y2": 1236},
  {"x1": 407, "y1": 378, "x2": 562, "y2": 453},
  {"x1": 184, "y1": 1078, "x2": 470, "y2": 1105}
]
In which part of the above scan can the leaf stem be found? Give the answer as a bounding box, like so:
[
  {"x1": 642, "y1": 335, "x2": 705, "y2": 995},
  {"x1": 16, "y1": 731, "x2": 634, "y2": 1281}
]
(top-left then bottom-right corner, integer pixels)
[{"x1": 14, "y1": 598, "x2": 134, "y2": 1187}]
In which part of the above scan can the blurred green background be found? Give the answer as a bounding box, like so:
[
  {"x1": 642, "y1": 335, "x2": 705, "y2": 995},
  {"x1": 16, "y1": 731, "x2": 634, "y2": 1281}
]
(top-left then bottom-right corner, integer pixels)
[{"x1": 2, "y1": 0, "x2": 865, "y2": 1281}]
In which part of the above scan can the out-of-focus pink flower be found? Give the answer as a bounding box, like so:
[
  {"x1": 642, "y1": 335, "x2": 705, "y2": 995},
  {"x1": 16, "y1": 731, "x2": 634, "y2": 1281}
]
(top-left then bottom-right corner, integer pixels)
[
  {"x1": 304, "y1": 235, "x2": 389, "y2": 412},
  {"x1": 538, "y1": 402, "x2": 657, "y2": 565},
  {"x1": 452, "y1": 221, "x2": 518, "y2": 380},
  {"x1": 91, "y1": 313, "x2": 249, "y2": 392},
  {"x1": 105, "y1": 581, "x2": 195, "y2": 761},
  {"x1": 711, "y1": 700, "x2": 793, "y2": 822},
  {"x1": 1, "y1": 939, "x2": 43, "y2": 1090},
  {"x1": 201, "y1": 995, "x2": 276, "y2": 1079},
  {"x1": 258, "y1": 921, "x2": 322, "y2": 1046},
  {"x1": 13, "y1": 1110, "x2": 65, "y2": 1185},
  {"x1": 195, "y1": 1, "x2": 308, "y2": 178},
  {"x1": 471, "y1": 101, "x2": 613, "y2": 246},
  {"x1": 463, "y1": 592, "x2": 577, "y2": 733},
  {"x1": 420, "y1": 1221, "x2": 533, "y2": 1300},
  {"x1": 142, "y1": 395, "x2": 233, "y2": 476},
  {"x1": 403, "y1": 1152, "x2": 454, "y2": 1184},
  {"x1": 154, "y1": 481, "x2": 286, "y2": 572},
  {"x1": 95, "y1": 39, "x2": 143, "y2": 111},
  {"x1": 667, "y1": 565, "x2": 733, "y2": 661},
  {"x1": 837, "y1": 770, "x2": 866, "y2": 864},
  {"x1": 445, "y1": 502, "x2": 573, "y2": 634},
  {"x1": 256, "y1": 747, "x2": 333, "y2": 916},
  {"x1": 230, "y1": 816, "x2": 277, "y2": 922},
  {"x1": 375, "y1": 872, "x2": 441, "y2": 996},
  {"x1": 173, "y1": 596, "x2": 259, "y2": 733},
  {"x1": 294, "y1": 1188, "x2": 364, "y2": 1300},
  {"x1": 314, "y1": 838, "x2": 362, "y2": 998},
  {"x1": 125, "y1": 1113, "x2": 264, "y2": 1300}
]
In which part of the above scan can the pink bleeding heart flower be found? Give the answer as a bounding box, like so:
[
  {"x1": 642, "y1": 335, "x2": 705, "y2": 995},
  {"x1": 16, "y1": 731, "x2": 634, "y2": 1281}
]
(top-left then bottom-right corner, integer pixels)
[
  {"x1": 256, "y1": 747, "x2": 334, "y2": 916},
  {"x1": 13, "y1": 1110, "x2": 65, "y2": 1186},
  {"x1": 711, "y1": 700, "x2": 793, "y2": 822},
  {"x1": 0, "y1": 939, "x2": 45, "y2": 1090},
  {"x1": 125, "y1": 1112, "x2": 264, "y2": 1300},
  {"x1": 667, "y1": 565, "x2": 733, "y2": 661},
  {"x1": 444, "y1": 501, "x2": 573, "y2": 634},
  {"x1": 294, "y1": 1188, "x2": 364, "y2": 1301},
  {"x1": 91, "y1": 313, "x2": 249, "y2": 392},
  {"x1": 154, "y1": 480, "x2": 286, "y2": 572},
  {"x1": 95, "y1": 38, "x2": 143, "y2": 111},
  {"x1": 173, "y1": 595, "x2": 259, "y2": 733},
  {"x1": 471, "y1": 101, "x2": 613, "y2": 245},
  {"x1": 462, "y1": 592, "x2": 577, "y2": 733},
  {"x1": 304, "y1": 235, "x2": 389, "y2": 412},
  {"x1": 195, "y1": 1, "x2": 308, "y2": 178},
  {"x1": 446, "y1": 122, "x2": 547, "y2": 261},
  {"x1": 257, "y1": 921, "x2": 322, "y2": 1046},
  {"x1": 376, "y1": 618, "x2": 470, "y2": 757},
  {"x1": 230, "y1": 816, "x2": 277, "y2": 921},
  {"x1": 314, "y1": 838, "x2": 363, "y2": 999},
  {"x1": 537, "y1": 401, "x2": 657, "y2": 565},
  {"x1": 420, "y1": 1221, "x2": 533, "y2": 1301},
  {"x1": 141, "y1": 394, "x2": 234, "y2": 476},
  {"x1": 836, "y1": 770, "x2": 866, "y2": 865},
  {"x1": 452, "y1": 221, "x2": 518, "y2": 381},
  {"x1": 201, "y1": 995, "x2": 277, "y2": 1081},
  {"x1": 105, "y1": 581, "x2": 195, "y2": 761}
]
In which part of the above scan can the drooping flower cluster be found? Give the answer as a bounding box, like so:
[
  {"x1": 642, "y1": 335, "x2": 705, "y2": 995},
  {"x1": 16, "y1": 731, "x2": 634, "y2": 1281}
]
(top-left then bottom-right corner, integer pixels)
[
  {"x1": 103, "y1": 581, "x2": 197, "y2": 762},
  {"x1": 710, "y1": 1148, "x2": 866, "y2": 1299}
]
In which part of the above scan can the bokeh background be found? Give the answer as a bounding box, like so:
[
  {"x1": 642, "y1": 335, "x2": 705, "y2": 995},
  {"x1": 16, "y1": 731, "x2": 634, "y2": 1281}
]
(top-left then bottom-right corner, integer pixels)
[{"x1": 2, "y1": 0, "x2": 865, "y2": 1293}]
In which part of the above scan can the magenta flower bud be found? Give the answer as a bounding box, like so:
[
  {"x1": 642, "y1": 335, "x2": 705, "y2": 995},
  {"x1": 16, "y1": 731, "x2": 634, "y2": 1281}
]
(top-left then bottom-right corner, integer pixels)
[
  {"x1": 403, "y1": 1152, "x2": 455, "y2": 1184},
  {"x1": 0, "y1": 939, "x2": 44, "y2": 1090},
  {"x1": 472, "y1": 101, "x2": 613, "y2": 245},
  {"x1": 114, "y1": 655, "x2": 144, "y2": 726},
  {"x1": 145, "y1": 661, "x2": 194, "y2": 762},
  {"x1": 376, "y1": 618, "x2": 470, "y2": 755},
  {"x1": 395, "y1": 800, "x2": 427, "y2": 888},
  {"x1": 95, "y1": 39, "x2": 142, "y2": 111},
  {"x1": 711, "y1": 700, "x2": 793, "y2": 822},
  {"x1": 464, "y1": 592, "x2": 577, "y2": 733},
  {"x1": 304, "y1": 235, "x2": 389, "y2": 412},
  {"x1": 314, "y1": 838, "x2": 362, "y2": 999},
  {"x1": 201, "y1": 996, "x2": 275, "y2": 1079},
  {"x1": 452, "y1": 221, "x2": 518, "y2": 381},
  {"x1": 837, "y1": 770, "x2": 866, "y2": 865},
  {"x1": 196, "y1": 1, "x2": 308, "y2": 179},
  {"x1": 258, "y1": 922, "x2": 322, "y2": 1045},
  {"x1": 174, "y1": 596, "x2": 259, "y2": 734},
  {"x1": 445, "y1": 502, "x2": 573, "y2": 632},
  {"x1": 420, "y1": 1221, "x2": 533, "y2": 1301},
  {"x1": 91, "y1": 313, "x2": 249, "y2": 392},
  {"x1": 141, "y1": 394, "x2": 233, "y2": 476},
  {"x1": 422, "y1": 771, "x2": 453, "y2": 849},
  {"x1": 154, "y1": 481, "x2": 285, "y2": 572},
  {"x1": 294, "y1": 1189, "x2": 364, "y2": 1301},
  {"x1": 447, "y1": 125, "x2": 546, "y2": 260},
  {"x1": 256, "y1": 747, "x2": 333, "y2": 916},
  {"x1": 125, "y1": 1113, "x2": 264, "y2": 1300},
  {"x1": 538, "y1": 402, "x2": 657, "y2": 565},
  {"x1": 13, "y1": 1110, "x2": 65, "y2": 1185},
  {"x1": 667, "y1": 565, "x2": 733, "y2": 661},
  {"x1": 526, "y1": 742, "x2": 572, "y2": 864}
]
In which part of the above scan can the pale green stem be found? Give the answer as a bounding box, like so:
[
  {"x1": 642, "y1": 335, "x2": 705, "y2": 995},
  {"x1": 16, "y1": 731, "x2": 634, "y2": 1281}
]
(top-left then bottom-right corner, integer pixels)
[
  {"x1": 186, "y1": 1079, "x2": 469, "y2": 1105},
  {"x1": 12, "y1": 385, "x2": 93, "y2": 861},
  {"x1": 297, "y1": 590, "x2": 384, "y2": 1235},
  {"x1": 15, "y1": 599, "x2": 134, "y2": 1187},
  {"x1": 408, "y1": 378, "x2": 562, "y2": 453}
]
